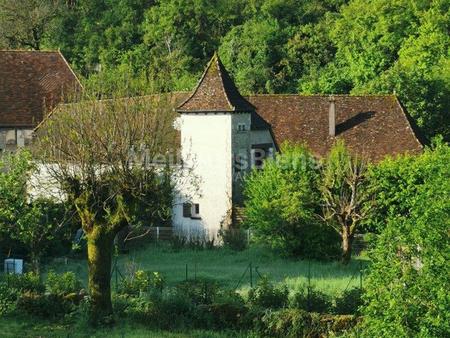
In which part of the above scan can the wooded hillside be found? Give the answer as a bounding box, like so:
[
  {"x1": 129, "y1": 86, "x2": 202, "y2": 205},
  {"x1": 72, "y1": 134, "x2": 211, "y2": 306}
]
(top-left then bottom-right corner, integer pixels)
[{"x1": 0, "y1": 0, "x2": 448, "y2": 140}]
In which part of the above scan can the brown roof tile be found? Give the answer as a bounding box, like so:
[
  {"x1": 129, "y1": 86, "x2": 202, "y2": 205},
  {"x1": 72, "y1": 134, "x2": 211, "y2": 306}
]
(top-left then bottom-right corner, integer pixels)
[
  {"x1": 247, "y1": 94, "x2": 423, "y2": 161},
  {"x1": 177, "y1": 53, "x2": 254, "y2": 113},
  {"x1": 0, "y1": 50, "x2": 81, "y2": 127}
]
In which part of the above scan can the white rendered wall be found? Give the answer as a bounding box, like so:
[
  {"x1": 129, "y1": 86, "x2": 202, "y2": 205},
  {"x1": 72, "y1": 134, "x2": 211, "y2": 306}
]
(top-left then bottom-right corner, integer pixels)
[{"x1": 173, "y1": 113, "x2": 233, "y2": 240}]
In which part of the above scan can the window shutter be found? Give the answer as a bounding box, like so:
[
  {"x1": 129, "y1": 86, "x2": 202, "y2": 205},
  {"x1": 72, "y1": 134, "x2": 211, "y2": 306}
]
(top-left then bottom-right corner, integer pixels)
[{"x1": 183, "y1": 203, "x2": 192, "y2": 217}]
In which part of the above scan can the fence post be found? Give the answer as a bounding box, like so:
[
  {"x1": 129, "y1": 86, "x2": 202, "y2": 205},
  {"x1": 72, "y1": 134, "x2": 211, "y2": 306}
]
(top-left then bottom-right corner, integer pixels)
[
  {"x1": 249, "y1": 262, "x2": 253, "y2": 288},
  {"x1": 156, "y1": 227, "x2": 160, "y2": 241},
  {"x1": 247, "y1": 229, "x2": 250, "y2": 246},
  {"x1": 359, "y1": 260, "x2": 363, "y2": 290},
  {"x1": 185, "y1": 263, "x2": 188, "y2": 281}
]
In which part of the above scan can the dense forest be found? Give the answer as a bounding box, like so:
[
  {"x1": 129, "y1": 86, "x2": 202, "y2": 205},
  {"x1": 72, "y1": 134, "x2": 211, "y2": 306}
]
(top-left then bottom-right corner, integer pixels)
[{"x1": 0, "y1": 0, "x2": 449, "y2": 140}]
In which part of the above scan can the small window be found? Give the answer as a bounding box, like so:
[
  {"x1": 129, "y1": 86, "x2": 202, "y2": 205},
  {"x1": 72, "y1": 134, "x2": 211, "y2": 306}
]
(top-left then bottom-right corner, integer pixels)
[
  {"x1": 237, "y1": 123, "x2": 247, "y2": 131},
  {"x1": 182, "y1": 203, "x2": 191, "y2": 218},
  {"x1": 5, "y1": 129, "x2": 16, "y2": 145},
  {"x1": 191, "y1": 203, "x2": 201, "y2": 219},
  {"x1": 182, "y1": 202, "x2": 201, "y2": 219}
]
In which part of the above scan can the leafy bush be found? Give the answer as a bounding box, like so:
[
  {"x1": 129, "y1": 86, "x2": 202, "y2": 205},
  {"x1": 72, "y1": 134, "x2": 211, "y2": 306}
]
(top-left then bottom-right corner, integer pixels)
[
  {"x1": 247, "y1": 278, "x2": 288, "y2": 309},
  {"x1": 0, "y1": 282, "x2": 18, "y2": 315},
  {"x1": 291, "y1": 286, "x2": 332, "y2": 313},
  {"x1": 204, "y1": 291, "x2": 248, "y2": 329},
  {"x1": 243, "y1": 143, "x2": 339, "y2": 259},
  {"x1": 3, "y1": 272, "x2": 45, "y2": 294},
  {"x1": 118, "y1": 270, "x2": 165, "y2": 296},
  {"x1": 16, "y1": 292, "x2": 75, "y2": 318},
  {"x1": 362, "y1": 143, "x2": 450, "y2": 337},
  {"x1": 218, "y1": 228, "x2": 248, "y2": 251},
  {"x1": 46, "y1": 271, "x2": 82, "y2": 295},
  {"x1": 256, "y1": 309, "x2": 358, "y2": 338},
  {"x1": 334, "y1": 288, "x2": 363, "y2": 315},
  {"x1": 175, "y1": 278, "x2": 219, "y2": 305}
]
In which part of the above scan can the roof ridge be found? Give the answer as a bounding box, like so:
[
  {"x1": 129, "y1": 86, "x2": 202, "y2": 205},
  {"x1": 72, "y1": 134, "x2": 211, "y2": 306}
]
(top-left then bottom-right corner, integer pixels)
[
  {"x1": 214, "y1": 53, "x2": 235, "y2": 111},
  {"x1": 245, "y1": 93, "x2": 396, "y2": 97},
  {"x1": 0, "y1": 49, "x2": 60, "y2": 53},
  {"x1": 176, "y1": 52, "x2": 254, "y2": 113}
]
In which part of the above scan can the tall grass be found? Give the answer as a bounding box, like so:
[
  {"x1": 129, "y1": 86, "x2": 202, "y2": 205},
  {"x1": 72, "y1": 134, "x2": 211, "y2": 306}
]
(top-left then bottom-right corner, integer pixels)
[{"x1": 44, "y1": 242, "x2": 367, "y2": 297}]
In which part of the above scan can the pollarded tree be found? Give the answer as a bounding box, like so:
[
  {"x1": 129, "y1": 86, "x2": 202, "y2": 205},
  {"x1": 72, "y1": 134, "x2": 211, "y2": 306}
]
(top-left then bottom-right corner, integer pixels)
[
  {"x1": 319, "y1": 141, "x2": 369, "y2": 264},
  {"x1": 34, "y1": 89, "x2": 184, "y2": 323}
]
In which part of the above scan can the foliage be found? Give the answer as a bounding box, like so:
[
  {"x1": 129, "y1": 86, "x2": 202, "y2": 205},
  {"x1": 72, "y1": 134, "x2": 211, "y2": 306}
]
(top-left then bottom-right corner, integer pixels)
[
  {"x1": 0, "y1": 282, "x2": 18, "y2": 315},
  {"x1": 244, "y1": 143, "x2": 339, "y2": 259},
  {"x1": 247, "y1": 277, "x2": 288, "y2": 309},
  {"x1": 334, "y1": 288, "x2": 363, "y2": 315},
  {"x1": 361, "y1": 143, "x2": 450, "y2": 337},
  {"x1": 0, "y1": 151, "x2": 69, "y2": 273},
  {"x1": 2, "y1": 272, "x2": 45, "y2": 294},
  {"x1": 291, "y1": 286, "x2": 332, "y2": 313},
  {"x1": 46, "y1": 271, "x2": 82, "y2": 295},
  {"x1": 218, "y1": 228, "x2": 248, "y2": 251},
  {"x1": 34, "y1": 89, "x2": 181, "y2": 322},
  {"x1": 364, "y1": 138, "x2": 450, "y2": 232},
  {"x1": 256, "y1": 308, "x2": 358, "y2": 338},
  {"x1": 16, "y1": 292, "x2": 75, "y2": 318},
  {"x1": 176, "y1": 278, "x2": 220, "y2": 305},
  {"x1": 0, "y1": 0, "x2": 61, "y2": 50},
  {"x1": 118, "y1": 270, "x2": 165, "y2": 296}
]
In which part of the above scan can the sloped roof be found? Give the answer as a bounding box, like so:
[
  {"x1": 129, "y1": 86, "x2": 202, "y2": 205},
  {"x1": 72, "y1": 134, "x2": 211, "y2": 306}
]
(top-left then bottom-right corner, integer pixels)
[
  {"x1": 0, "y1": 50, "x2": 81, "y2": 127},
  {"x1": 176, "y1": 53, "x2": 254, "y2": 113},
  {"x1": 247, "y1": 94, "x2": 423, "y2": 161}
]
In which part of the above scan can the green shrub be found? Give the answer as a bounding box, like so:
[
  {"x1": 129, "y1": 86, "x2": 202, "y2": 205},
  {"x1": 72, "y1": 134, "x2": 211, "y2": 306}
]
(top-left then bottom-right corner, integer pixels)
[
  {"x1": 16, "y1": 292, "x2": 74, "y2": 318},
  {"x1": 45, "y1": 271, "x2": 82, "y2": 295},
  {"x1": 175, "y1": 278, "x2": 219, "y2": 305},
  {"x1": 118, "y1": 270, "x2": 165, "y2": 296},
  {"x1": 256, "y1": 309, "x2": 358, "y2": 337},
  {"x1": 243, "y1": 143, "x2": 339, "y2": 259},
  {"x1": 291, "y1": 286, "x2": 332, "y2": 313},
  {"x1": 334, "y1": 288, "x2": 363, "y2": 315},
  {"x1": 362, "y1": 143, "x2": 450, "y2": 337},
  {"x1": 0, "y1": 282, "x2": 18, "y2": 315},
  {"x1": 2, "y1": 272, "x2": 45, "y2": 294},
  {"x1": 247, "y1": 278, "x2": 288, "y2": 309},
  {"x1": 218, "y1": 228, "x2": 248, "y2": 251},
  {"x1": 203, "y1": 291, "x2": 248, "y2": 329}
]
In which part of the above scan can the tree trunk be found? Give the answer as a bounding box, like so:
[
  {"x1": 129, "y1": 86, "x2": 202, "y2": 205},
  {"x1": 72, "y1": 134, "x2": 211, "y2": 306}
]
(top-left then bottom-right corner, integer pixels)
[
  {"x1": 30, "y1": 252, "x2": 40, "y2": 275},
  {"x1": 87, "y1": 227, "x2": 115, "y2": 324},
  {"x1": 341, "y1": 226, "x2": 353, "y2": 264}
]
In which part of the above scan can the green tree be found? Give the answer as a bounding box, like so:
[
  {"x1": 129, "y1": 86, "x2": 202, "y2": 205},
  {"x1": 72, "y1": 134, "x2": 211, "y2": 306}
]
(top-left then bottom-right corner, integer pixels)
[
  {"x1": 362, "y1": 143, "x2": 450, "y2": 337},
  {"x1": 0, "y1": 0, "x2": 61, "y2": 50},
  {"x1": 319, "y1": 141, "x2": 369, "y2": 264},
  {"x1": 34, "y1": 87, "x2": 182, "y2": 323},
  {"x1": 300, "y1": 0, "x2": 450, "y2": 140},
  {"x1": 0, "y1": 151, "x2": 67, "y2": 274},
  {"x1": 243, "y1": 143, "x2": 339, "y2": 259}
]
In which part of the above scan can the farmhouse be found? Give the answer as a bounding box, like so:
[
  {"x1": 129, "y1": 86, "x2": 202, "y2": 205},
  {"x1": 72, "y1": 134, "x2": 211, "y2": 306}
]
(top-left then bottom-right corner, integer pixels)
[
  {"x1": 0, "y1": 50, "x2": 81, "y2": 152},
  {"x1": 0, "y1": 51, "x2": 423, "y2": 239},
  {"x1": 172, "y1": 53, "x2": 423, "y2": 238}
]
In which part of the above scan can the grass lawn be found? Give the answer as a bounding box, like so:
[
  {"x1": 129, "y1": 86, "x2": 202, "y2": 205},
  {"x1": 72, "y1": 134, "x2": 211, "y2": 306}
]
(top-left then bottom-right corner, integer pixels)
[{"x1": 44, "y1": 242, "x2": 367, "y2": 297}]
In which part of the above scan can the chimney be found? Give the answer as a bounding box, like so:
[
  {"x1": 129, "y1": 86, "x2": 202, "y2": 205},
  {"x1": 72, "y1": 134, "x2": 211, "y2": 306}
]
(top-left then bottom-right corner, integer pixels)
[{"x1": 329, "y1": 96, "x2": 336, "y2": 137}]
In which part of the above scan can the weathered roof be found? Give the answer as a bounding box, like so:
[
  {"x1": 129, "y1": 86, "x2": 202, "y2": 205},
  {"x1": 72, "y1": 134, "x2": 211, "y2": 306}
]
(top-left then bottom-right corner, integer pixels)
[
  {"x1": 247, "y1": 94, "x2": 423, "y2": 161},
  {"x1": 176, "y1": 53, "x2": 254, "y2": 113},
  {"x1": 0, "y1": 50, "x2": 81, "y2": 127}
]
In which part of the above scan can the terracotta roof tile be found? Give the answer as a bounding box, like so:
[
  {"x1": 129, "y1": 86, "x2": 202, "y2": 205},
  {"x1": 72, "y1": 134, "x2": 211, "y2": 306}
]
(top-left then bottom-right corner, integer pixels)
[
  {"x1": 177, "y1": 53, "x2": 254, "y2": 112},
  {"x1": 0, "y1": 50, "x2": 82, "y2": 127},
  {"x1": 246, "y1": 94, "x2": 423, "y2": 161}
]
